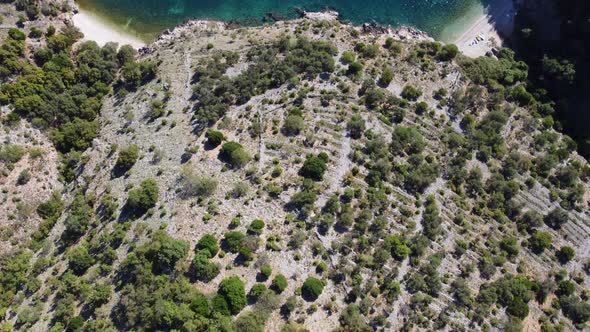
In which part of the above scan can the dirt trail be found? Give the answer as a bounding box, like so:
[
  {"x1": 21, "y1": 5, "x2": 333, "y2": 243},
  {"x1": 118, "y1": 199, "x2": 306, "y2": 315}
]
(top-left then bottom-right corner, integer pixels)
[{"x1": 317, "y1": 135, "x2": 351, "y2": 208}]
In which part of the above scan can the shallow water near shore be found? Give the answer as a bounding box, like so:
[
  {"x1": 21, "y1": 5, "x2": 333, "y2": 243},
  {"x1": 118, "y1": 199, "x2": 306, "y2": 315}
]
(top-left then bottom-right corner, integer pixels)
[{"x1": 76, "y1": 0, "x2": 498, "y2": 42}]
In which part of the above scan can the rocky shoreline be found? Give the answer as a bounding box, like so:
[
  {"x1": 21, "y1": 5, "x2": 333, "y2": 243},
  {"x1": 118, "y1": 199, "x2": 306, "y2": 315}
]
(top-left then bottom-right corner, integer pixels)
[{"x1": 144, "y1": 10, "x2": 433, "y2": 55}]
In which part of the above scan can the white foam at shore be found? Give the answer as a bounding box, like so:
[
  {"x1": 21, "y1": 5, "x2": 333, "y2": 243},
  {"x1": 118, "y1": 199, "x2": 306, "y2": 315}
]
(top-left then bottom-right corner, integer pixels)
[{"x1": 72, "y1": 10, "x2": 145, "y2": 49}]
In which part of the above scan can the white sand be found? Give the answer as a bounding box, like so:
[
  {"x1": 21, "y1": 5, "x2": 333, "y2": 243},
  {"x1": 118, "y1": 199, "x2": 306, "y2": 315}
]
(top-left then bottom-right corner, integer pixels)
[
  {"x1": 453, "y1": 0, "x2": 515, "y2": 58},
  {"x1": 72, "y1": 10, "x2": 145, "y2": 49}
]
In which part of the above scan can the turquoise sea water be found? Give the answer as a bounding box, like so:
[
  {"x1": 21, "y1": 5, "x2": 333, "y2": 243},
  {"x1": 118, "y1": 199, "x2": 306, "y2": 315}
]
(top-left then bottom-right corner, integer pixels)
[{"x1": 76, "y1": 0, "x2": 495, "y2": 42}]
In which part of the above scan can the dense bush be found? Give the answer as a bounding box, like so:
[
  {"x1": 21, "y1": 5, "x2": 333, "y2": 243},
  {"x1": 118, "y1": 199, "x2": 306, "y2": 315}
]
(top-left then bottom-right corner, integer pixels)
[
  {"x1": 530, "y1": 231, "x2": 552, "y2": 254},
  {"x1": 544, "y1": 208, "x2": 568, "y2": 229},
  {"x1": 271, "y1": 274, "x2": 288, "y2": 293},
  {"x1": 390, "y1": 126, "x2": 425, "y2": 155},
  {"x1": 422, "y1": 196, "x2": 442, "y2": 239},
  {"x1": 401, "y1": 85, "x2": 423, "y2": 101},
  {"x1": 0, "y1": 36, "x2": 151, "y2": 154},
  {"x1": 192, "y1": 252, "x2": 220, "y2": 281},
  {"x1": 560, "y1": 296, "x2": 590, "y2": 325},
  {"x1": 205, "y1": 129, "x2": 224, "y2": 148},
  {"x1": 300, "y1": 155, "x2": 328, "y2": 181},
  {"x1": 247, "y1": 219, "x2": 265, "y2": 235},
  {"x1": 67, "y1": 244, "x2": 95, "y2": 275},
  {"x1": 460, "y1": 48, "x2": 528, "y2": 86},
  {"x1": 347, "y1": 114, "x2": 366, "y2": 139},
  {"x1": 192, "y1": 37, "x2": 335, "y2": 129},
  {"x1": 196, "y1": 234, "x2": 219, "y2": 257},
  {"x1": 219, "y1": 141, "x2": 251, "y2": 168},
  {"x1": 62, "y1": 193, "x2": 93, "y2": 244},
  {"x1": 302, "y1": 277, "x2": 324, "y2": 300},
  {"x1": 478, "y1": 274, "x2": 533, "y2": 319},
  {"x1": 557, "y1": 246, "x2": 575, "y2": 264},
  {"x1": 120, "y1": 230, "x2": 189, "y2": 277},
  {"x1": 217, "y1": 276, "x2": 247, "y2": 315},
  {"x1": 438, "y1": 44, "x2": 459, "y2": 61},
  {"x1": 115, "y1": 145, "x2": 139, "y2": 172},
  {"x1": 283, "y1": 114, "x2": 305, "y2": 136},
  {"x1": 127, "y1": 179, "x2": 159, "y2": 215},
  {"x1": 379, "y1": 67, "x2": 394, "y2": 86},
  {"x1": 223, "y1": 231, "x2": 245, "y2": 253}
]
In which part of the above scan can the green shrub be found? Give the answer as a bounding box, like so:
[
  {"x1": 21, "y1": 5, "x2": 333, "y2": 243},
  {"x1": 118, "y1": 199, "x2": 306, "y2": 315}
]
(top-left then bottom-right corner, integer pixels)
[
  {"x1": 212, "y1": 294, "x2": 231, "y2": 316},
  {"x1": 384, "y1": 37, "x2": 402, "y2": 55},
  {"x1": 379, "y1": 67, "x2": 394, "y2": 86},
  {"x1": 302, "y1": 277, "x2": 324, "y2": 300},
  {"x1": 223, "y1": 231, "x2": 244, "y2": 253},
  {"x1": 283, "y1": 114, "x2": 304, "y2": 136},
  {"x1": 0, "y1": 144, "x2": 25, "y2": 163},
  {"x1": 127, "y1": 179, "x2": 159, "y2": 215},
  {"x1": 205, "y1": 129, "x2": 224, "y2": 148},
  {"x1": 219, "y1": 142, "x2": 250, "y2": 168},
  {"x1": 560, "y1": 296, "x2": 590, "y2": 324},
  {"x1": 36, "y1": 191, "x2": 64, "y2": 220},
  {"x1": 115, "y1": 145, "x2": 139, "y2": 171},
  {"x1": 272, "y1": 274, "x2": 288, "y2": 293},
  {"x1": 340, "y1": 51, "x2": 356, "y2": 64},
  {"x1": 415, "y1": 101, "x2": 428, "y2": 115},
  {"x1": 190, "y1": 292, "x2": 210, "y2": 316},
  {"x1": 192, "y1": 252, "x2": 220, "y2": 281},
  {"x1": 500, "y1": 237, "x2": 520, "y2": 258},
  {"x1": 347, "y1": 114, "x2": 366, "y2": 139},
  {"x1": 248, "y1": 284, "x2": 267, "y2": 302},
  {"x1": 438, "y1": 44, "x2": 459, "y2": 61},
  {"x1": 89, "y1": 284, "x2": 112, "y2": 308},
  {"x1": 361, "y1": 44, "x2": 379, "y2": 58},
  {"x1": 68, "y1": 317, "x2": 85, "y2": 331},
  {"x1": 289, "y1": 190, "x2": 317, "y2": 210},
  {"x1": 248, "y1": 219, "x2": 265, "y2": 235},
  {"x1": 390, "y1": 126, "x2": 425, "y2": 155},
  {"x1": 3, "y1": 112, "x2": 21, "y2": 127},
  {"x1": 62, "y1": 193, "x2": 93, "y2": 244},
  {"x1": 260, "y1": 265, "x2": 272, "y2": 279},
  {"x1": 401, "y1": 85, "x2": 422, "y2": 101},
  {"x1": 196, "y1": 234, "x2": 219, "y2": 257},
  {"x1": 16, "y1": 169, "x2": 31, "y2": 185},
  {"x1": 557, "y1": 246, "x2": 575, "y2": 264},
  {"x1": 544, "y1": 208, "x2": 568, "y2": 229},
  {"x1": 67, "y1": 245, "x2": 95, "y2": 275},
  {"x1": 530, "y1": 231, "x2": 552, "y2": 254},
  {"x1": 347, "y1": 62, "x2": 363, "y2": 76},
  {"x1": 217, "y1": 276, "x2": 247, "y2": 315},
  {"x1": 558, "y1": 280, "x2": 575, "y2": 297},
  {"x1": 300, "y1": 155, "x2": 327, "y2": 181},
  {"x1": 384, "y1": 235, "x2": 410, "y2": 260}
]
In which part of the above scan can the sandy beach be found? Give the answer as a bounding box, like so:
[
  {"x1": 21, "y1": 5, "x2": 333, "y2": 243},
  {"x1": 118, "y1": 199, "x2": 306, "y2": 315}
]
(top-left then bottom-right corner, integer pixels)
[
  {"x1": 72, "y1": 10, "x2": 146, "y2": 49},
  {"x1": 453, "y1": 0, "x2": 515, "y2": 58}
]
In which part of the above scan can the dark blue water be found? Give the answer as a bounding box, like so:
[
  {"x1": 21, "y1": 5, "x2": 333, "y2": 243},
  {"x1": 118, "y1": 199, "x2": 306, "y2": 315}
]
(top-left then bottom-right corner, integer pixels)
[{"x1": 77, "y1": 0, "x2": 492, "y2": 41}]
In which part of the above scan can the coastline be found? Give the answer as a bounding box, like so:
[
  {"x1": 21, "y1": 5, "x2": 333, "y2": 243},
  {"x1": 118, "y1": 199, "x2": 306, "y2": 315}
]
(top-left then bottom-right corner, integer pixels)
[
  {"x1": 72, "y1": 1, "x2": 515, "y2": 58},
  {"x1": 72, "y1": 8, "x2": 146, "y2": 49},
  {"x1": 452, "y1": 0, "x2": 515, "y2": 57}
]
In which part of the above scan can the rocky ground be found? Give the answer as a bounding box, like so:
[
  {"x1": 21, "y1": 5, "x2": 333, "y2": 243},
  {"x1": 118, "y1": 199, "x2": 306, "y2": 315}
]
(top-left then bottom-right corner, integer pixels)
[{"x1": 1, "y1": 6, "x2": 590, "y2": 332}]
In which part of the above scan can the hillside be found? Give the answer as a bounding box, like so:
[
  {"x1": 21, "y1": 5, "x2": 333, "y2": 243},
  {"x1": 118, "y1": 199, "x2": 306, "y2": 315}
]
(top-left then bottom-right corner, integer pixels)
[{"x1": 1, "y1": 3, "x2": 590, "y2": 332}]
